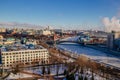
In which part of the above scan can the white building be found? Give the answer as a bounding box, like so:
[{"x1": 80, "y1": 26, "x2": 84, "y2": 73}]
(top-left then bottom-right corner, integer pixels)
[
  {"x1": 40, "y1": 30, "x2": 51, "y2": 35},
  {"x1": 1, "y1": 44, "x2": 49, "y2": 69}
]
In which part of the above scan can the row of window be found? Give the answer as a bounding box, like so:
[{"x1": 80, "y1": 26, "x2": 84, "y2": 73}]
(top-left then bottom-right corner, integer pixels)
[
  {"x1": 2, "y1": 50, "x2": 48, "y2": 55},
  {"x1": 2, "y1": 56, "x2": 49, "y2": 61},
  {"x1": 4, "y1": 60, "x2": 49, "y2": 67},
  {"x1": 4, "y1": 54, "x2": 48, "y2": 58}
]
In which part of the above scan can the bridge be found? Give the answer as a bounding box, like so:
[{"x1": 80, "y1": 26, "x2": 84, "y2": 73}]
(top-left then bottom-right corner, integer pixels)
[
  {"x1": 55, "y1": 35, "x2": 91, "y2": 45},
  {"x1": 55, "y1": 36, "x2": 106, "y2": 45}
]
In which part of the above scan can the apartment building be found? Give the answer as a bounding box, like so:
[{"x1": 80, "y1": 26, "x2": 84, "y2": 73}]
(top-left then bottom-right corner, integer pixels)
[{"x1": 1, "y1": 44, "x2": 49, "y2": 69}]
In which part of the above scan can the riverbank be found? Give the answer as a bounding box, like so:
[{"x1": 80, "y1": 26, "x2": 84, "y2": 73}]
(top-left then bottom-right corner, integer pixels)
[
  {"x1": 57, "y1": 43, "x2": 120, "y2": 68},
  {"x1": 86, "y1": 45, "x2": 120, "y2": 58}
]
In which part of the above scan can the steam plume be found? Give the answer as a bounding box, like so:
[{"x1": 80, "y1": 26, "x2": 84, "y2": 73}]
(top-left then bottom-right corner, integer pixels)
[{"x1": 102, "y1": 16, "x2": 120, "y2": 32}]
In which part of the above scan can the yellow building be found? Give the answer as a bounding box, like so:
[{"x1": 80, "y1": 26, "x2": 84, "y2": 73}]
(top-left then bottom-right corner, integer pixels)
[
  {"x1": 0, "y1": 35, "x2": 3, "y2": 40},
  {"x1": 0, "y1": 28, "x2": 6, "y2": 33}
]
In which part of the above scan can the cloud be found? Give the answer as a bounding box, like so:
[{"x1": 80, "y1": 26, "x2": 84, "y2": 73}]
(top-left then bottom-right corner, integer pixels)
[{"x1": 102, "y1": 16, "x2": 120, "y2": 32}]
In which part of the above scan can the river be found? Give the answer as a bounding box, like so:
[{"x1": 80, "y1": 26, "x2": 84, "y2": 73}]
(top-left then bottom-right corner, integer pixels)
[{"x1": 57, "y1": 43, "x2": 120, "y2": 68}]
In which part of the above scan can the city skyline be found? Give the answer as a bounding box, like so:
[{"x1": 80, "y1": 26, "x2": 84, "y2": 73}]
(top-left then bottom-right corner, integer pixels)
[{"x1": 0, "y1": 0, "x2": 120, "y2": 30}]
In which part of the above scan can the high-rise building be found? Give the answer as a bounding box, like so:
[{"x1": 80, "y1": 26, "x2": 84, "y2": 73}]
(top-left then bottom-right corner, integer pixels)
[{"x1": 107, "y1": 33, "x2": 114, "y2": 49}]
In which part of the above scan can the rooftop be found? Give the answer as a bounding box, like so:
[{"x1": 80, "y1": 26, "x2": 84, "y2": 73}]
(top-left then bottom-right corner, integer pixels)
[{"x1": 1, "y1": 42, "x2": 45, "y2": 52}]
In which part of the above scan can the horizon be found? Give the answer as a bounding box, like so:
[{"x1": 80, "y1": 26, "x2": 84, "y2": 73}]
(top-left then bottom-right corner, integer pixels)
[{"x1": 0, "y1": 21, "x2": 103, "y2": 30}]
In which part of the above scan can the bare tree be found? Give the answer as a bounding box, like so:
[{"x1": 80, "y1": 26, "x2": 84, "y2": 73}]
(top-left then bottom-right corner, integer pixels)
[
  {"x1": 12, "y1": 64, "x2": 20, "y2": 75},
  {"x1": 47, "y1": 65, "x2": 51, "y2": 74}
]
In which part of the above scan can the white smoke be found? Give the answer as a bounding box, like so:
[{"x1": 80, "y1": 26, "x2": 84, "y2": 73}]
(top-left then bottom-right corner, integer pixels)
[{"x1": 102, "y1": 16, "x2": 120, "y2": 32}]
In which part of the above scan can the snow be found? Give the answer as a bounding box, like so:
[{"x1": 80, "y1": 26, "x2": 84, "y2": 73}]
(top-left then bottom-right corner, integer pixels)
[
  {"x1": 5, "y1": 36, "x2": 120, "y2": 80},
  {"x1": 5, "y1": 73, "x2": 33, "y2": 80},
  {"x1": 23, "y1": 64, "x2": 66, "y2": 76},
  {"x1": 74, "y1": 70, "x2": 107, "y2": 80},
  {"x1": 57, "y1": 43, "x2": 120, "y2": 68}
]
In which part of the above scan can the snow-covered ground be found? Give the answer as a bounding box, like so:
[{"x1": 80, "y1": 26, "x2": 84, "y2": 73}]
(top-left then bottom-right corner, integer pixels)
[
  {"x1": 5, "y1": 65, "x2": 66, "y2": 80},
  {"x1": 24, "y1": 64, "x2": 66, "y2": 75},
  {"x1": 5, "y1": 73, "x2": 33, "y2": 80},
  {"x1": 57, "y1": 43, "x2": 120, "y2": 68},
  {"x1": 23, "y1": 65, "x2": 107, "y2": 80},
  {"x1": 74, "y1": 70, "x2": 107, "y2": 80}
]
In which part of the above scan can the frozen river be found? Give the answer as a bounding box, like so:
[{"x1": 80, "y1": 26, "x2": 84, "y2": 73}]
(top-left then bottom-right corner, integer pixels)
[{"x1": 57, "y1": 43, "x2": 120, "y2": 68}]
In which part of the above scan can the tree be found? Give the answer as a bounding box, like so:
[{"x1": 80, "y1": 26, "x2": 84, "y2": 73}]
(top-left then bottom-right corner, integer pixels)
[
  {"x1": 12, "y1": 64, "x2": 20, "y2": 74},
  {"x1": 63, "y1": 69, "x2": 67, "y2": 75},
  {"x1": 47, "y1": 66, "x2": 51, "y2": 74},
  {"x1": 84, "y1": 76, "x2": 88, "y2": 80},
  {"x1": 80, "y1": 67, "x2": 84, "y2": 74},
  {"x1": 66, "y1": 73, "x2": 75, "y2": 80},
  {"x1": 89, "y1": 61, "x2": 97, "y2": 80},
  {"x1": 79, "y1": 75, "x2": 83, "y2": 80},
  {"x1": 100, "y1": 64, "x2": 105, "y2": 78},
  {"x1": 42, "y1": 66, "x2": 45, "y2": 75},
  {"x1": 76, "y1": 56, "x2": 88, "y2": 77},
  {"x1": 91, "y1": 74, "x2": 94, "y2": 80},
  {"x1": 56, "y1": 64, "x2": 60, "y2": 76},
  {"x1": 49, "y1": 75, "x2": 54, "y2": 80}
]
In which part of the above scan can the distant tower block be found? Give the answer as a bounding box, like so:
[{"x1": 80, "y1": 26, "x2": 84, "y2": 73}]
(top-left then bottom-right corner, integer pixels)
[
  {"x1": 107, "y1": 33, "x2": 114, "y2": 49},
  {"x1": 48, "y1": 26, "x2": 50, "y2": 30}
]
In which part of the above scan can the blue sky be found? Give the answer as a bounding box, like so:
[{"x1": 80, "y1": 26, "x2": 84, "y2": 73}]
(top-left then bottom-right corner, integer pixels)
[{"x1": 0, "y1": 0, "x2": 120, "y2": 29}]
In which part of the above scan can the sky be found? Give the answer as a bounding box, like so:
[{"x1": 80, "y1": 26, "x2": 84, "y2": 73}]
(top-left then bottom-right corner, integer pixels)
[{"x1": 0, "y1": 0, "x2": 120, "y2": 30}]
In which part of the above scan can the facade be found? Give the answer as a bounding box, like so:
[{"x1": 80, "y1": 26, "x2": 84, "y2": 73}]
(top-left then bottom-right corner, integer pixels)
[
  {"x1": 1, "y1": 45, "x2": 49, "y2": 69},
  {"x1": 114, "y1": 38, "x2": 120, "y2": 51},
  {"x1": 107, "y1": 33, "x2": 114, "y2": 49},
  {"x1": 0, "y1": 38, "x2": 16, "y2": 45},
  {"x1": 107, "y1": 31, "x2": 120, "y2": 49},
  {"x1": 114, "y1": 32, "x2": 120, "y2": 39},
  {"x1": 0, "y1": 28, "x2": 6, "y2": 33},
  {"x1": 40, "y1": 30, "x2": 51, "y2": 35},
  {"x1": 0, "y1": 35, "x2": 3, "y2": 40}
]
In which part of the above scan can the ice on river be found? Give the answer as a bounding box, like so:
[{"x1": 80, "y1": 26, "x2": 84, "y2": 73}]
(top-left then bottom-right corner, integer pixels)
[
  {"x1": 60, "y1": 36, "x2": 79, "y2": 41},
  {"x1": 57, "y1": 43, "x2": 120, "y2": 68}
]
